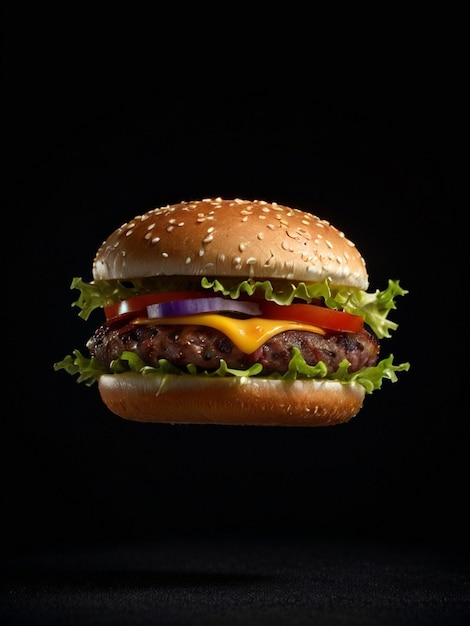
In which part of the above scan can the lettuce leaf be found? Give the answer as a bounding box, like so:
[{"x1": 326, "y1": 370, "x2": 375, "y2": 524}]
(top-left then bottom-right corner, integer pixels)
[
  {"x1": 334, "y1": 279, "x2": 408, "y2": 339},
  {"x1": 54, "y1": 348, "x2": 410, "y2": 394},
  {"x1": 69, "y1": 275, "x2": 407, "y2": 339},
  {"x1": 53, "y1": 350, "x2": 108, "y2": 386}
]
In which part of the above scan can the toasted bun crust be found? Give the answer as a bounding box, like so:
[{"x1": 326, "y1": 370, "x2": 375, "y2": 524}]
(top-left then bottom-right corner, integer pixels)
[
  {"x1": 98, "y1": 372, "x2": 365, "y2": 426},
  {"x1": 93, "y1": 198, "x2": 368, "y2": 290}
]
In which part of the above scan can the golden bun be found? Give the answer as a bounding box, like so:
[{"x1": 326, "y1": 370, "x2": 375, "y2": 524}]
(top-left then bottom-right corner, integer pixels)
[
  {"x1": 98, "y1": 372, "x2": 366, "y2": 426},
  {"x1": 93, "y1": 198, "x2": 368, "y2": 289}
]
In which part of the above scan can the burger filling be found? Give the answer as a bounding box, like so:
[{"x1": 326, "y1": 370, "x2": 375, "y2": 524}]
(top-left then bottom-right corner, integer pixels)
[
  {"x1": 87, "y1": 322, "x2": 379, "y2": 375},
  {"x1": 54, "y1": 276, "x2": 409, "y2": 392}
]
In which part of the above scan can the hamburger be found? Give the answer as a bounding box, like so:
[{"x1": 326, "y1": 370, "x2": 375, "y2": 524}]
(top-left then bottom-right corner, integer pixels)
[{"x1": 54, "y1": 197, "x2": 409, "y2": 425}]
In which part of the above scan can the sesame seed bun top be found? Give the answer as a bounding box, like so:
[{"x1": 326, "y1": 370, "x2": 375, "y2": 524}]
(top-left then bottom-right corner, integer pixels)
[{"x1": 93, "y1": 198, "x2": 369, "y2": 290}]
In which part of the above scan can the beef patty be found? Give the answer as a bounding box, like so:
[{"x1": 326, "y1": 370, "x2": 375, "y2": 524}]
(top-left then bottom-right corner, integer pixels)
[{"x1": 87, "y1": 321, "x2": 379, "y2": 375}]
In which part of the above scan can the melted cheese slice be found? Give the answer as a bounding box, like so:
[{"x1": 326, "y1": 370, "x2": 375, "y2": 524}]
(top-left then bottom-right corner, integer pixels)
[{"x1": 133, "y1": 314, "x2": 324, "y2": 354}]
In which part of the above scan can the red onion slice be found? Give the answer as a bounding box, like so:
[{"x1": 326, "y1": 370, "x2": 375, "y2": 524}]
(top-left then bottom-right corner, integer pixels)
[{"x1": 147, "y1": 296, "x2": 262, "y2": 318}]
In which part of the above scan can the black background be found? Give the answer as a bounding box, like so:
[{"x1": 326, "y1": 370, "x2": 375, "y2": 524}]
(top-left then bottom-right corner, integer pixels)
[{"x1": 3, "y1": 8, "x2": 469, "y2": 564}]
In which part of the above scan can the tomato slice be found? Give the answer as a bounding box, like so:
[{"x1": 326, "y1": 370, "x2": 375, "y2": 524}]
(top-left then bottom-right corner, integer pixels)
[
  {"x1": 261, "y1": 301, "x2": 364, "y2": 333},
  {"x1": 105, "y1": 291, "x2": 364, "y2": 333},
  {"x1": 104, "y1": 291, "x2": 209, "y2": 321}
]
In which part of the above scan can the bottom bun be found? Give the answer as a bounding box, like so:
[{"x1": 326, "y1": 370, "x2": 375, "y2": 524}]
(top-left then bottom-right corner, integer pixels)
[{"x1": 98, "y1": 372, "x2": 366, "y2": 426}]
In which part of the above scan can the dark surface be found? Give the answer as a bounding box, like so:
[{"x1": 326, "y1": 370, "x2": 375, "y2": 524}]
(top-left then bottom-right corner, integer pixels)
[
  {"x1": 2, "y1": 535, "x2": 469, "y2": 625},
  {"x1": 2, "y1": 6, "x2": 469, "y2": 624}
]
